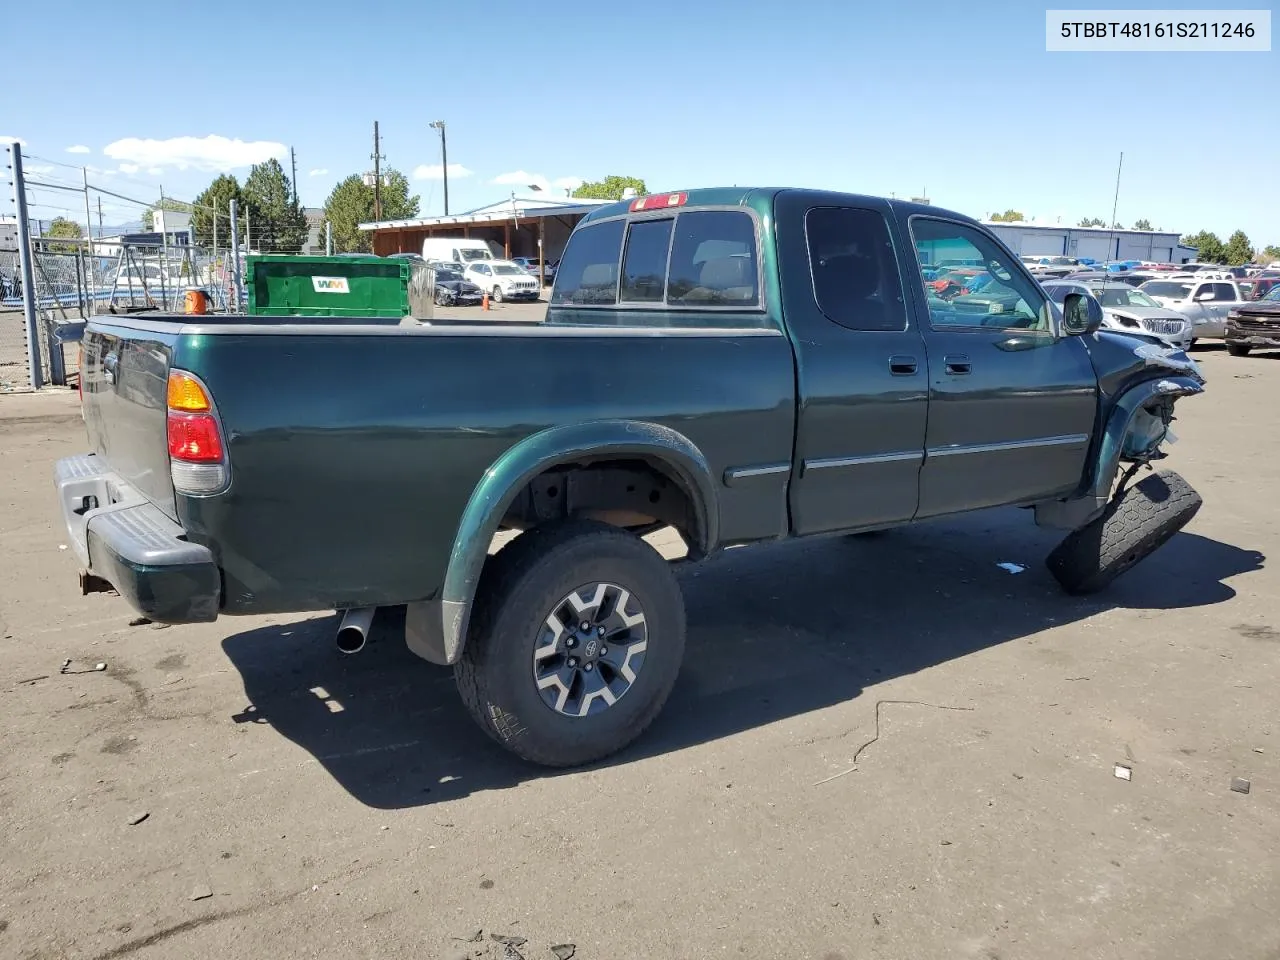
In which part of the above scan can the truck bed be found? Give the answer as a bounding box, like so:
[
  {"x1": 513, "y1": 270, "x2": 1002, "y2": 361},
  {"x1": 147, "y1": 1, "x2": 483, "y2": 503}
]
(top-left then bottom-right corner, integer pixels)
[{"x1": 77, "y1": 314, "x2": 797, "y2": 616}]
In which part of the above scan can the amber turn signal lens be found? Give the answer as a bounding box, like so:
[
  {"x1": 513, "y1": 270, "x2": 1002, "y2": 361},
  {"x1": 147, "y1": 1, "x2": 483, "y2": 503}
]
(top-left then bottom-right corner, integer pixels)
[{"x1": 167, "y1": 372, "x2": 211, "y2": 412}]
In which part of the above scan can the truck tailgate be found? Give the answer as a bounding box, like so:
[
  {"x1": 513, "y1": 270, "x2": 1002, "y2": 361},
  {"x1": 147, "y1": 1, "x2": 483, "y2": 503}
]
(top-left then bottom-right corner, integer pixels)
[{"x1": 81, "y1": 320, "x2": 181, "y2": 520}]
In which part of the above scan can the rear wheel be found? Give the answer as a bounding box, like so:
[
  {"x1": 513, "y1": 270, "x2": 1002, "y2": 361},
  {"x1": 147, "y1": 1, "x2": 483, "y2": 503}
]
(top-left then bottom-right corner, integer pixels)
[
  {"x1": 456, "y1": 520, "x2": 686, "y2": 767},
  {"x1": 1046, "y1": 470, "x2": 1201, "y2": 595},
  {"x1": 1226, "y1": 343, "x2": 1252, "y2": 357},
  {"x1": 491, "y1": 285, "x2": 504, "y2": 303}
]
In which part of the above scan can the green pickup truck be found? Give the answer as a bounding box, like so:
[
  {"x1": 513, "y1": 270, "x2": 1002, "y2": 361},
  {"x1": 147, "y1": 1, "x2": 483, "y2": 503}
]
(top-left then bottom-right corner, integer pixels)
[{"x1": 55, "y1": 188, "x2": 1206, "y2": 767}]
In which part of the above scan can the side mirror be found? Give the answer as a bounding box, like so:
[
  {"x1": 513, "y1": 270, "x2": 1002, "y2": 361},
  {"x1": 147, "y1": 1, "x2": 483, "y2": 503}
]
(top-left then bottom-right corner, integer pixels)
[
  {"x1": 1062, "y1": 292, "x2": 1103, "y2": 336},
  {"x1": 1193, "y1": 290, "x2": 1211, "y2": 301}
]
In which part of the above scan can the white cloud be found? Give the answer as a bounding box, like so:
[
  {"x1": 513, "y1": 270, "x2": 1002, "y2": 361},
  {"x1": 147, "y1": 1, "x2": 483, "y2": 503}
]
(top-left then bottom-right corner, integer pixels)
[
  {"x1": 0, "y1": 135, "x2": 27, "y2": 146},
  {"x1": 66, "y1": 144, "x2": 91, "y2": 154},
  {"x1": 308, "y1": 168, "x2": 328, "y2": 177},
  {"x1": 493, "y1": 170, "x2": 544, "y2": 188},
  {"x1": 118, "y1": 163, "x2": 140, "y2": 174},
  {"x1": 553, "y1": 176, "x2": 585, "y2": 192},
  {"x1": 146, "y1": 167, "x2": 163, "y2": 175},
  {"x1": 414, "y1": 163, "x2": 473, "y2": 181},
  {"x1": 103, "y1": 134, "x2": 286, "y2": 172}
]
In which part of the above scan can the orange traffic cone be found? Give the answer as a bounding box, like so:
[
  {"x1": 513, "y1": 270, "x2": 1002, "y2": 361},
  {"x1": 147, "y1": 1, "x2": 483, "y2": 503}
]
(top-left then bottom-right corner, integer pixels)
[{"x1": 482, "y1": 290, "x2": 490, "y2": 311}]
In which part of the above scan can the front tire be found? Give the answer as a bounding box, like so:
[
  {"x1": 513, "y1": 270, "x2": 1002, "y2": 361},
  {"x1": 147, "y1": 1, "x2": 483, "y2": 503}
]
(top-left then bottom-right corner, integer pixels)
[
  {"x1": 456, "y1": 520, "x2": 686, "y2": 767},
  {"x1": 1226, "y1": 343, "x2": 1251, "y2": 357},
  {"x1": 1046, "y1": 470, "x2": 1201, "y2": 595},
  {"x1": 491, "y1": 285, "x2": 504, "y2": 304}
]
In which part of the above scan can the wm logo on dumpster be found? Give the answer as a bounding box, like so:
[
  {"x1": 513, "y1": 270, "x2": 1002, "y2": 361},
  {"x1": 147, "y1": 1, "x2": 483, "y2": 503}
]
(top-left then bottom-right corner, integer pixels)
[{"x1": 311, "y1": 276, "x2": 350, "y2": 293}]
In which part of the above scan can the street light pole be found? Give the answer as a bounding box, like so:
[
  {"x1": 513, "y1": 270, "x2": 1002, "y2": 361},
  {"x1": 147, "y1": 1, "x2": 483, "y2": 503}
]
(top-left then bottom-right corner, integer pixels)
[{"x1": 429, "y1": 120, "x2": 449, "y2": 216}]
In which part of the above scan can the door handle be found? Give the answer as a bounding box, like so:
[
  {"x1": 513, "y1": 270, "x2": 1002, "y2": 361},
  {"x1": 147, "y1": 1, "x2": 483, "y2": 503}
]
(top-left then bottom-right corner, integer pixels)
[
  {"x1": 944, "y1": 354, "x2": 971, "y2": 375},
  {"x1": 888, "y1": 355, "x2": 918, "y2": 376}
]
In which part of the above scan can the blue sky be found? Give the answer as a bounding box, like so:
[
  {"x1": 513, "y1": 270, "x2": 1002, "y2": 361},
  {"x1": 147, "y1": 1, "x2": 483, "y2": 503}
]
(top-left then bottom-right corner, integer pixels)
[{"x1": 4, "y1": 0, "x2": 1276, "y2": 245}]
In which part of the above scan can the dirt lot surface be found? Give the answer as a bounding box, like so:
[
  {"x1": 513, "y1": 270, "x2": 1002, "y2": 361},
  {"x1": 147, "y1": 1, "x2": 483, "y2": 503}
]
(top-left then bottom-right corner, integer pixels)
[{"x1": 2, "y1": 349, "x2": 1278, "y2": 960}]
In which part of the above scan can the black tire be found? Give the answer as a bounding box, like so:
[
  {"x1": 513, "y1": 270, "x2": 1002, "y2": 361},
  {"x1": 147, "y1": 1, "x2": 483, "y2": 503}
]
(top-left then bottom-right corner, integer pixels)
[
  {"x1": 491, "y1": 285, "x2": 504, "y2": 304},
  {"x1": 1226, "y1": 343, "x2": 1251, "y2": 357},
  {"x1": 1046, "y1": 470, "x2": 1201, "y2": 596},
  {"x1": 455, "y1": 519, "x2": 686, "y2": 767}
]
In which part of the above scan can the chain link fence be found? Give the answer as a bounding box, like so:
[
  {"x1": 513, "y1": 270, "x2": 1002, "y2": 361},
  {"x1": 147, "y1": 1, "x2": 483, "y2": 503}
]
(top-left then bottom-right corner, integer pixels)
[{"x1": 1, "y1": 243, "x2": 238, "y2": 392}]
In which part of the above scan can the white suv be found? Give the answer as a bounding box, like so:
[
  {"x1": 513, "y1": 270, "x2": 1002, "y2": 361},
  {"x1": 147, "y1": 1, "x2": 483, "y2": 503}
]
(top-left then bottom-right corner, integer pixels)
[{"x1": 463, "y1": 260, "x2": 542, "y2": 302}]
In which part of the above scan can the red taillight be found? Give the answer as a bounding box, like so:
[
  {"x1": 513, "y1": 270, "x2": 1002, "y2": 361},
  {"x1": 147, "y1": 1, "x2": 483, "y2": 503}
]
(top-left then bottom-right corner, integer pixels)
[
  {"x1": 167, "y1": 412, "x2": 224, "y2": 462},
  {"x1": 629, "y1": 192, "x2": 687, "y2": 212}
]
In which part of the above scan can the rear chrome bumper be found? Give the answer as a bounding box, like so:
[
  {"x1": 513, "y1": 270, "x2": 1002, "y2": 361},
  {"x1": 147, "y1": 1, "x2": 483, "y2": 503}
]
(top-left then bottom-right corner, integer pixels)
[{"x1": 54, "y1": 454, "x2": 220, "y2": 623}]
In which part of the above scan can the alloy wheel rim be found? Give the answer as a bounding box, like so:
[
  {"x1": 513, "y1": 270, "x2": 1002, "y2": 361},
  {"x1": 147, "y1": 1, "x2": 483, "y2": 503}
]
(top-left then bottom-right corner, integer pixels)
[{"x1": 531, "y1": 581, "x2": 648, "y2": 718}]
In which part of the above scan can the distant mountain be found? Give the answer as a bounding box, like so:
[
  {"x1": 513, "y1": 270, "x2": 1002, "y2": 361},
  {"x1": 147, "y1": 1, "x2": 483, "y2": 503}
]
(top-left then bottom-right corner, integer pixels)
[{"x1": 94, "y1": 220, "x2": 145, "y2": 236}]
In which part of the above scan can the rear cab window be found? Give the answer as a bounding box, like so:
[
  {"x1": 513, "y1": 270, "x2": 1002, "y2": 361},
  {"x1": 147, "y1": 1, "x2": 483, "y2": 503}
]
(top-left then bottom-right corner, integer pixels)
[
  {"x1": 550, "y1": 205, "x2": 768, "y2": 327},
  {"x1": 804, "y1": 206, "x2": 908, "y2": 332}
]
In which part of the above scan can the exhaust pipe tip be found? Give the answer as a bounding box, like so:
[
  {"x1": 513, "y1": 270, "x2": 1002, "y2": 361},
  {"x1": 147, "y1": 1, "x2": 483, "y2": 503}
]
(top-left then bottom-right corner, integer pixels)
[
  {"x1": 335, "y1": 607, "x2": 376, "y2": 655},
  {"x1": 335, "y1": 626, "x2": 366, "y2": 654}
]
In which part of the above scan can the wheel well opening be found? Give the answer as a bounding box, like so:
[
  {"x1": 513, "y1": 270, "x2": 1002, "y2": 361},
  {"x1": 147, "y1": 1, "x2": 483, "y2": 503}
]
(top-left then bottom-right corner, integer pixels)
[{"x1": 500, "y1": 457, "x2": 704, "y2": 557}]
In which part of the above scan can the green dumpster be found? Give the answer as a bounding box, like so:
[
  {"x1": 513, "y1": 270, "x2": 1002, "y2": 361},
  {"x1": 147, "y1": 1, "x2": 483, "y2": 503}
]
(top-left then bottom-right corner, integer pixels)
[{"x1": 245, "y1": 255, "x2": 412, "y2": 319}]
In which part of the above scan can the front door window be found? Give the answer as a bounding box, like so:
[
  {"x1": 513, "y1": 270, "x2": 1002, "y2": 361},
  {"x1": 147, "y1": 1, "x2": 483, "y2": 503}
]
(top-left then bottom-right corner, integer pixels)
[{"x1": 910, "y1": 219, "x2": 1051, "y2": 332}]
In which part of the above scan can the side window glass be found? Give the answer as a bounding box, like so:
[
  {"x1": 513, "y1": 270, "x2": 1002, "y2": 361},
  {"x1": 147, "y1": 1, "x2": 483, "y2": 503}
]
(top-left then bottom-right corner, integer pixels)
[
  {"x1": 805, "y1": 206, "x2": 908, "y2": 332},
  {"x1": 551, "y1": 219, "x2": 625, "y2": 305},
  {"x1": 666, "y1": 211, "x2": 759, "y2": 307},
  {"x1": 1214, "y1": 283, "x2": 1235, "y2": 301},
  {"x1": 909, "y1": 218, "x2": 1049, "y2": 332},
  {"x1": 620, "y1": 218, "x2": 673, "y2": 303}
]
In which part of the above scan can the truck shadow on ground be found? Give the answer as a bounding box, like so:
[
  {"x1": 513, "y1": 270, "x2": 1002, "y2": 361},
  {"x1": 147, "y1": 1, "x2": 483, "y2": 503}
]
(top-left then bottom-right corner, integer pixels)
[{"x1": 220, "y1": 509, "x2": 1263, "y2": 809}]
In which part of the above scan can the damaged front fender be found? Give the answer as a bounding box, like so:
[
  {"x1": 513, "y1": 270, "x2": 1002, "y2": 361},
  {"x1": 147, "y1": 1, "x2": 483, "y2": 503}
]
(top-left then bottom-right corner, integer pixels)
[{"x1": 1035, "y1": 371, "x2": 1205, "y2": 531}]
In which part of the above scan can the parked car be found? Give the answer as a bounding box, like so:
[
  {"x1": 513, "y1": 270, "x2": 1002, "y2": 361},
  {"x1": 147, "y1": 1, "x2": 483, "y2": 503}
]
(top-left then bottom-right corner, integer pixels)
[
  {"x1": 1026, "y1": 256, "x2": 1081, "y2": 279},
  {"x1": 387, "y1": 252, "x2": 426, "y2": 263},
  {"x1": 428, "y1": 262, "x2": 484, "y2": 306},
  {"x1": 1062, "y1": 270, "x2": 1147, "y2": 287},
  {"x1": 1224, "y1": 284, "x2": 1280, "y2": 356},
  {"x1": 55, "y1": 186, "x2": 1206, "y2": 767},
  {"x1": 463, "y1": 259, "x2": 542, "y2": 302},
  {"x1": 511, "y1": 256, "x2": 556, "y2": 283},
  {"x1": 1043, "y1": 281, "x2": 1193, "y2": 350},
  {"x1": 1139, "y1": 277, "x2": 1248, "y2": 341}
]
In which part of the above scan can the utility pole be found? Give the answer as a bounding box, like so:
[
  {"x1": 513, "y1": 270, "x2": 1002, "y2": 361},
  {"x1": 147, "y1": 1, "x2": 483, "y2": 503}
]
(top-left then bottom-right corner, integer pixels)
[
  {"x1": 96, "y1": 197, "x2": 103, "y2": 239},
  {"x1": 371, "y1": 120, "x2": 384, "y2": 221},
  {"x1": 10, "y1": 144, "x2": 43, "y2": 388},
  {"x1": 429, "y1": 120, "x2": 449, "y2": 216},
  {"x1": 290, "y1": 146, "x2": 298, "y2": 206},
  {"x1": 325, "y1": 220, "x2": 332, "y2": 256}
]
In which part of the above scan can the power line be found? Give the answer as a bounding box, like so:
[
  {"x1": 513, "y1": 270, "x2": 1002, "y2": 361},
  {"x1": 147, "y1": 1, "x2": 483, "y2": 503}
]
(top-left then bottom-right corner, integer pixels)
[{"x1": 26, "y1": 153, "x2": 95, "y2": 172}]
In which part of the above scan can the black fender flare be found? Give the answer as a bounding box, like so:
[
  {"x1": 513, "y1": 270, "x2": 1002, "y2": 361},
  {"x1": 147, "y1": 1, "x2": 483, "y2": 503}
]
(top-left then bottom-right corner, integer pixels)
[{"x1": 406, "y1": 419, "x2": 718, "y2": 665}]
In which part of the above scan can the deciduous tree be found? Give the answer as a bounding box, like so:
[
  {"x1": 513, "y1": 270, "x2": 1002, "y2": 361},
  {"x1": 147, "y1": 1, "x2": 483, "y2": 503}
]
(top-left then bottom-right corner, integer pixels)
[
  {"x1": 989, "y1": 209, "x2": 1025, "y2": 222},
  {"x1": 573, "y1": 176, "x2": 648, "y2": 201},
  {"x1": 46, "y1": 216, "x2": 83, "y2": 252}
]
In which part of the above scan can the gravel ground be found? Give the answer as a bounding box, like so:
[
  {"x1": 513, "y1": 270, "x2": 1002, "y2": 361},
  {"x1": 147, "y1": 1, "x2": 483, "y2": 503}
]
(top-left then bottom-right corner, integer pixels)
[{"x1": 1, "y1": 348, "x2": 1278, "y2": 960}]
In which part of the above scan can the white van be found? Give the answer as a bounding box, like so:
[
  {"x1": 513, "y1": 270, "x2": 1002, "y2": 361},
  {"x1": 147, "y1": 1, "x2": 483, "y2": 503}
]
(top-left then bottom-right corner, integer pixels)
[{"x1": 422, "y1": 238, "x2": 495, "y2": 264}]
